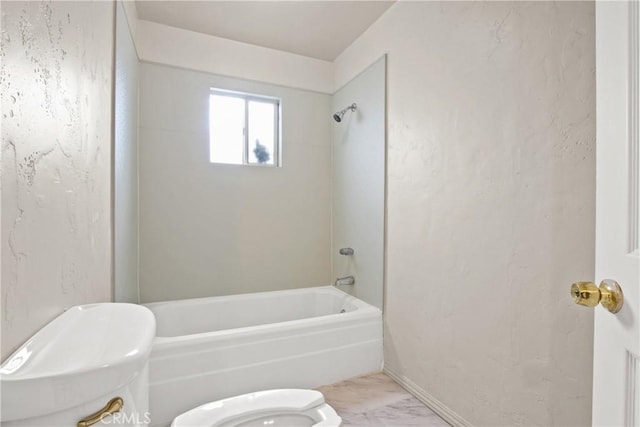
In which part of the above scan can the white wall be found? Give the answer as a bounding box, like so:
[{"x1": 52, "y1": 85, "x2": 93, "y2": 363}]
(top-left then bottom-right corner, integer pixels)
[
  {"x1": 1, "y1": 1, "x2": 114, "y2": 360},
  {"x1": 136, "y1": 20, "x2": 334, "y2": 94},
  {"x1": 114, "y1": 1, "x2": 140, "y2": 303},
  {"x1": 331, "y1": 57, "x2": 386, "y2": 309},
  {"x1": 335, "y1": 2, "x2": 595, "y2": 426},
  {"x1": 138, "y1": 62, "x2": 332, "y2": 302}
]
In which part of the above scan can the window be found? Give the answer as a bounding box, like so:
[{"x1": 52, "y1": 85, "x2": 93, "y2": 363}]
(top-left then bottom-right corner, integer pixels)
[{"x1": 209, "y1": 89, "x2": 280, "y2": 166}]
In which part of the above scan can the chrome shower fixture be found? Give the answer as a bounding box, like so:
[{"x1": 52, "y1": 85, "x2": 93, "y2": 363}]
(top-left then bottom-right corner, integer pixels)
[
  {"x1": 334, "y1": 276, "x2": 355, "y2": 287},
  {"x1": 332, "y1": 103, "x2": 357, "y2": 122}
]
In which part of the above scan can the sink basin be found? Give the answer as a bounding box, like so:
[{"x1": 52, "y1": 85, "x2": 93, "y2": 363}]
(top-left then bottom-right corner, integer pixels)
[{"x1": 0, "y1": 303, "x2": 156, "y2": 422}]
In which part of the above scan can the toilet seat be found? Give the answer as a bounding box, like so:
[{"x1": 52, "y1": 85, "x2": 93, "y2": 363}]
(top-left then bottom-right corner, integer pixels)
[{"x1": 171, "y1": 389, "x2": 342, "y2": 427}]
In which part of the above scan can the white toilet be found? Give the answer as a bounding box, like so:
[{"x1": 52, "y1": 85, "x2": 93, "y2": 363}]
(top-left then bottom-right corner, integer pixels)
[
  {"x1": 0, "y1": 303, "x2": 156, "y2": 427},
  {"x1": 172, "y1": 389, "x2": 342, "y2": 427}
]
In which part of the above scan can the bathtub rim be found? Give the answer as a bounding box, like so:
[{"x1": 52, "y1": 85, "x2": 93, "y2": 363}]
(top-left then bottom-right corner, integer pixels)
[
  {"x1": 143, "y1": 285, "x2": 365, "y2": 311},
  {"x1": 144, "y1": 286, "x2": 381, "y2": 347}
]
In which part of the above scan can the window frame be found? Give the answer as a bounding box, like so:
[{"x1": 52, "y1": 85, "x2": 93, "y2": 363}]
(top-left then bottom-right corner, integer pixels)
[{"x1": 209, "y1": 88, "x2": 281, "y2": 167}]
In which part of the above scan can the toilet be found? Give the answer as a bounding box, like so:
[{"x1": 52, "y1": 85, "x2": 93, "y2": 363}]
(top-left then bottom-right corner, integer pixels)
[
  {"x1": 172, "y1": 389, "x2": 342, "y2": 427},
  {"x1": 0, "y1": 303, "x2": 156, "y2": 427}
]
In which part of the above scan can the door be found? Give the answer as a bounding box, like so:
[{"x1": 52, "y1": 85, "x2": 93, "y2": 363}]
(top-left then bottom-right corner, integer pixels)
[{"x1": 591, "y1": 1, "x2": 640, "y2": 425}]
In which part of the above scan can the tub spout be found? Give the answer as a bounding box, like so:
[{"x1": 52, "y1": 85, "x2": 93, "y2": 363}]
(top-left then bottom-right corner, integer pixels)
[{"x1": 334, "y1": 276, "x2": 355, "y2": 287}]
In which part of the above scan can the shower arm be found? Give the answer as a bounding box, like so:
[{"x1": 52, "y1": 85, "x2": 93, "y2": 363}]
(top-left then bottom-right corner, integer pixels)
[{"x1": 340, "y1": 103, "x2": 357, "y2": 115}]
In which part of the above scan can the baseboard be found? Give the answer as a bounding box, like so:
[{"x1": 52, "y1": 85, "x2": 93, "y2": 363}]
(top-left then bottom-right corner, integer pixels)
[{"x1": 384, "y1": 368, "x2": 473, "y2": 427}]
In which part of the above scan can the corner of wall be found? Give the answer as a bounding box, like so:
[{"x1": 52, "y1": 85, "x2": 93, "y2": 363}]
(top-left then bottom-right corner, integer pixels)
[
  {"x1": 384, "y1": 368, "x2": 473, "y2": 427},
  {"x1": 120, "y1": 0, "x2": 140, "y2": 59}
]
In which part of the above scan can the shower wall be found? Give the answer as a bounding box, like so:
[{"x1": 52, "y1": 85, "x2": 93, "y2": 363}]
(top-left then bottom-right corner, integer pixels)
[
  {"x1": 331, "y1": 57, "x2": 386, "y2": 309},
  {"x1": 138, "y1": 63, "x2": 332, "y2": 302},
  {"x1": 129, "y1": 16, "x2": 386, "y2": 307}
]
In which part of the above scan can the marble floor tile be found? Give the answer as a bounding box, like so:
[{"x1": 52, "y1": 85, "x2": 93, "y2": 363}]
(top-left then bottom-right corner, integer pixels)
[{"x1": 317, "y1": 372, "x2": 450, "y2": 427}]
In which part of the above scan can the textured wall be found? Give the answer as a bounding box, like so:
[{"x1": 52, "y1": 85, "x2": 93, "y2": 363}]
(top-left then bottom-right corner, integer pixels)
[
  {"x1": 335, "y1": 2, "x2": 596, "y2": 425},
  {"x1": 114, "y1": 1, "x2": 139, "y2": 303},
  {"x1": 331, "y1": 57, "x2": 386, "y2": 309},
  {"x1": 138, "y1": 62, "x2": 331, "y2": 302},
  {"x1": 1, "y1": 1, "x2": 114, "y2": 361}
]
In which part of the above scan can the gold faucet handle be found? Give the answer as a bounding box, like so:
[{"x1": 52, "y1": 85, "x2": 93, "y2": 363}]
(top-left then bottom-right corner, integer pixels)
[
  {"x1": 77, "y1": 397, "x2": 124, "y2": 427},
  {"x1": 571, "y1": 280, "x2": 624, "y2": 313}
]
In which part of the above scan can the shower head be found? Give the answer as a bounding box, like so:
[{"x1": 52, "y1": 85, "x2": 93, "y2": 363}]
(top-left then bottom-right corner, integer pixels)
[{"x1": 333, "y1": 103, "x2": 357, "y2": 123}]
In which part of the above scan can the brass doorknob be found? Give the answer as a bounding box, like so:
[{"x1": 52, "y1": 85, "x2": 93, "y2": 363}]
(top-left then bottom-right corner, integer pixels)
[{"x1": 571, "y1": 280, "x2": 624, "y2": 313}]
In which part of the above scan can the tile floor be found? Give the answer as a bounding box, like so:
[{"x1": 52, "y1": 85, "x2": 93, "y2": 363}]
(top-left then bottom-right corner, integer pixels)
[{"x1": 317, "y1": 372, "x2": 450, "y2": 427}]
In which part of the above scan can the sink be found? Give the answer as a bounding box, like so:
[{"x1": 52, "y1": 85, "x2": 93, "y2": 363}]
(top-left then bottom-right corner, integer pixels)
[{"x1": 0, "y1": 303, "x2": 156, "y2": 422}]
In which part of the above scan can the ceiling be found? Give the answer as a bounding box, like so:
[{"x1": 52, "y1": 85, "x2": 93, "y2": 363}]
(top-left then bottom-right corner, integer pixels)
[{"x1": 135, "y1": 1, "x2": 395, "y2": 61}]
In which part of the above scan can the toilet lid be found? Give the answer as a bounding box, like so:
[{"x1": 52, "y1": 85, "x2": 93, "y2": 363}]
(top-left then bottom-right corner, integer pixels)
[{"x1": 172, "y1": 389, "x2": 339, "y2": 427}]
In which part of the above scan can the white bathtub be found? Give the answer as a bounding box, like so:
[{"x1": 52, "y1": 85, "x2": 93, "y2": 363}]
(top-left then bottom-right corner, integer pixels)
[{"x1": 143, "y1": 286, "x2": 383, "y2": 426}]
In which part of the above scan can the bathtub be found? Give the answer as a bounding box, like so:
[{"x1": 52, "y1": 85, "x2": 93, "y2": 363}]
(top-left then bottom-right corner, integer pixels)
[{"x1": 144, "y1": 286, "x2": 383, "y2": 426}]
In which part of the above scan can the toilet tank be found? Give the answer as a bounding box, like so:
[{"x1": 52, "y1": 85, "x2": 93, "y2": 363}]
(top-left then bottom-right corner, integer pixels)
[{"x1": 0, "y1": 304, "x2": 156, "y2": 426}]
